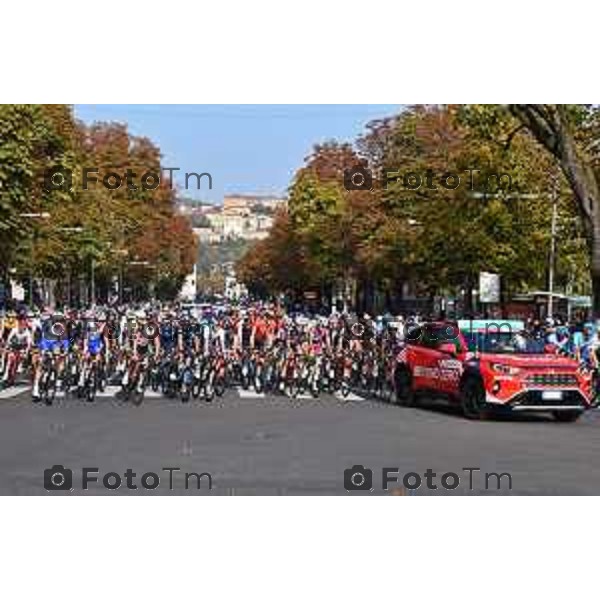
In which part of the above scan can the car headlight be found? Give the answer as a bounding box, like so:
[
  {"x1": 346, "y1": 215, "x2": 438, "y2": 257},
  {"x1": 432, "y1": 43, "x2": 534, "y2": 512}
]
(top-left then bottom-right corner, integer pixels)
[{"x1": 491, "y1": 363, "x2": 520, "y2": 375}]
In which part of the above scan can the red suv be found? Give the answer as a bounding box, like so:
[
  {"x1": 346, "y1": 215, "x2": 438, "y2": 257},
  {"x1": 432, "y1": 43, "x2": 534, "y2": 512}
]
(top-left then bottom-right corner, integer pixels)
[{"x1": 394, "y1": 320, "x2": 593, "y2": 422}]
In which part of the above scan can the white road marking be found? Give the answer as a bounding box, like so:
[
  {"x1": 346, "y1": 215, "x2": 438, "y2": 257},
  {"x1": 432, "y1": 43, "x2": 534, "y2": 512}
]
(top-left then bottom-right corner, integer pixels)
[
  {"x1": 238, "y1": 388, "x2": 265, "y2": 399},
  {"x1": 53, "y1": 385, "x2": 164, "y2": 399},
  {"x1": 0, "y1": 384, "x2": 31, "y2": 399},
  {"x1": 334, "y1": 391, "x2": 365, "y2": 402},
  {"x1": 0, "y1": 382, "x2": 368, "y2": 403}
]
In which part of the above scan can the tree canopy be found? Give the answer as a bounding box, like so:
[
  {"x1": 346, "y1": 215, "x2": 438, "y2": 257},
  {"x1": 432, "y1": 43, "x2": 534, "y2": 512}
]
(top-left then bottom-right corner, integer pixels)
[
  {"x1": 238, "y1": 105, "x2": 590, "y2": 312},
  {"x1": 0, "y1": 105, "x2": 197, "y2": 303}
]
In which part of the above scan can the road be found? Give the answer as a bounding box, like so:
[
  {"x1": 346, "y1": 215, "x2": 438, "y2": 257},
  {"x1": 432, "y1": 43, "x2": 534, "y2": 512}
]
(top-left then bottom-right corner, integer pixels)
[{"x1": 1, "y1": 382, "x2": 600, "y2": 494}]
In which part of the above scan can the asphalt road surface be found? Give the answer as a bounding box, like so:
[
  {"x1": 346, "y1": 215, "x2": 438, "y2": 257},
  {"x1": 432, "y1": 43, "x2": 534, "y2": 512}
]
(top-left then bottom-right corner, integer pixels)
[{"x1": 1, "y1": 382, "x2": 599, "y2": 495}]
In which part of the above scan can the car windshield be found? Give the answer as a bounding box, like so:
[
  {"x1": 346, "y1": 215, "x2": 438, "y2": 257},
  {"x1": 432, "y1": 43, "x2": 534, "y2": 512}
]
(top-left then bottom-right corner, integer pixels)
[{"x1": 462, "y1": 331, "x2": 545, "y2": 355}]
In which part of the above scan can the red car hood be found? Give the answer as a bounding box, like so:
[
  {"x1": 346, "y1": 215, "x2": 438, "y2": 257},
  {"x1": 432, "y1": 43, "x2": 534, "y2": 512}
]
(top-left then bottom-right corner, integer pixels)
[{"x1": 478, "y1": 352, "x2": 579, "y2": 370}]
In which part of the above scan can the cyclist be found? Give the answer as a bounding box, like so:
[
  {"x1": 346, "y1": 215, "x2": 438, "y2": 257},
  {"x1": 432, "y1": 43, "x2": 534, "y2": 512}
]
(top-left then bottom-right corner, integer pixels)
[
  {"x1": 574, "y1": 322, "x2": 596, "y2": 367},
  {"x1": 32, "y1": 311, "x2": 69, "y2": 401},
  {"x1": 546, "y1": 325, "x2": 573, "y2": 357},
  {"x1": 2, "y1": 314, "x2": 32, "y2": 389},
  {"x1": 127, "y1": 310, "x2": 155, "y2": 394},
  {"x1": 1, "y1": 310, "x2": 17, "y2": 343},
  {"x1": 78, "y1": 312, "x2": 110, "y2": 393},
  {"x1": 158, "y1": 311, "x2": 180, "y2": 356}
]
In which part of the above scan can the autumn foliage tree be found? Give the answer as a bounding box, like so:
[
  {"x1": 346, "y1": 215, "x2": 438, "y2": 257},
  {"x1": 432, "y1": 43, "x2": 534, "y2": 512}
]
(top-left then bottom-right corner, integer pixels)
[
  {"x1": 0, "y1": 105, "x2": 197, "y2": 304},
  {"x1": 508, "y1": 105, "x2": 600, "y2": 313},
  {"x1": 237, "y1": 208, "x2": 311, "y2": 297},
  {"x1": 240, "y1": 105, "x2": 589, "y2": 314}
]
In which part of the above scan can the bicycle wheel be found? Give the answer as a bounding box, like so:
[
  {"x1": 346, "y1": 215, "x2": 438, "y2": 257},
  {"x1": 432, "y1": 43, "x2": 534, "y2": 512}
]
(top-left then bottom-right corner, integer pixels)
[
  {"x1": 86, "y1": 375, "x2": 97, "y2": 402},
  {"x1": 180, "y1": 385, "x2": 191, "y2": 403},
  {"x1": 41, "y1": 373, "x2": 52, "y2": 406},
  {"x1": 214, "y1": 376, "x2": 226, "y2": 397},
  {"x1": 204, "y1": 382, "x2": 215, "y2": 402},
  {"x1": 131, "y1": 388, "x2": 144, "y2": 406}
]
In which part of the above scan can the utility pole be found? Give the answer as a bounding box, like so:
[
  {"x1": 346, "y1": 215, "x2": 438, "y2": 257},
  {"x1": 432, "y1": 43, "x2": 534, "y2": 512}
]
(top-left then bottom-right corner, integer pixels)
[
  {"x1": 548, "y1": 172, "x2": 559, "y2": 320},
  {"x1": 119, "y1": 267, "x2": 123, "y2": 305},
  {"x1": 91, "y1": 257, "x2": 96, "y2": 306}
]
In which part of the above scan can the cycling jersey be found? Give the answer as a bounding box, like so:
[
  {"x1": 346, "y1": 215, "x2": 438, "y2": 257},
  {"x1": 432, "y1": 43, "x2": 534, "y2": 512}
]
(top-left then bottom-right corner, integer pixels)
[
  {"x1": 580, "y1": 337, "x2": 599, "y2": 366},
  {"x1": 160, "y1": 322, "x2": 179, "y2": 352},
  {"x1": 180, "y1": 321, "x2": 198, "y2": 350},
  {"x1": 135, "y1": 330, "x2": 151, "y2": 355},
  {"x1": 7, "y1": 327, "x2": 32, "y2": 350},
  {"x1": 38, "y1": 318, "x2": 69, "y2": 352},
  {"x1": 241, "y1": 322, "x2": 252, "y2": 348},
  {"x1": 86, "y1": 323, "x2": 104, "y2": 355},
  {"x1": 3, "y1": 317, "x2": 17, "y2": 341},
  {"x1": 254, "y1": 318, "x2": 268, "y2": 341}
]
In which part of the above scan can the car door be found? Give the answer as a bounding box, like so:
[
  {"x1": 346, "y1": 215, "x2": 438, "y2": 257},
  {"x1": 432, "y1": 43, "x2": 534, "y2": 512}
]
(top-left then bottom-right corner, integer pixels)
[
  {"x1": 431, "y1": 326, "x2": 465, "y2": 396},
  {"x1": 409, "y1": 327, "x2": 441, "y2": 392}
]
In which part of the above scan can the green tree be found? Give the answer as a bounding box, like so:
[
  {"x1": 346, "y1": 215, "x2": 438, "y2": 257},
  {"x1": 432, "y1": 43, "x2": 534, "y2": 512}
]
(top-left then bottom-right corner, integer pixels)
[{"x1": 508, "y1": 105, "x2": 600, "y2": 312}]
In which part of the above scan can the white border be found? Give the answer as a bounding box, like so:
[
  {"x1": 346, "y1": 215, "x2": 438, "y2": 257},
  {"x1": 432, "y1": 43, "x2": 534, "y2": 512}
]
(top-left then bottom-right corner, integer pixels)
[
  {"x1": 2, "y1": 498, "x2": 596, "y2": 599},
  {"x1": 3, "y1": 1, "x2": 599, "y2": 102},
  {"x1": 2, "y1": 2, "x2": 599, "y2": 598}
]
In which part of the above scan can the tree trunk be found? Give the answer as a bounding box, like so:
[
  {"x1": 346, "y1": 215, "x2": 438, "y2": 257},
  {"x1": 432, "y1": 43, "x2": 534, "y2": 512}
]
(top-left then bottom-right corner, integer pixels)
[
  {"x1": 510, "y1": 105, "x2": 600, "y2": 316},
  {"x1": 463, "y1": 282, "x2": 473, "y2": 317},
  {"x1": 590, "y1": 224, "x2": 600, "y2": 316}
]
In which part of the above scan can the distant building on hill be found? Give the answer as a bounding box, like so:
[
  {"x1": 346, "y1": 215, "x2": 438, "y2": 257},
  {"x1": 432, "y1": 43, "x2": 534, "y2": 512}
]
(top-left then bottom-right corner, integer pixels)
[
  {"x1": 184, "y1": 194, "x2": 284, "y2": 247},
  {"x1": 223, "y1": 194, "x2": 286, "y2": 215}
]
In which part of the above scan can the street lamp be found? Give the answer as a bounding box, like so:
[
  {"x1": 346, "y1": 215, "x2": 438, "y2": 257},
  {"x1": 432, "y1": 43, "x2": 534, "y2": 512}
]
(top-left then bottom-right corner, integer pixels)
[
  {"x1": 469, "y1": 192, "x2": 540, "y2": 201},
  {"x1": 109, "y1": 247, "x2": 129, "y2": 304},
  {"x1": 90, "y1": 257, "x2": 96, "y2": 306}
]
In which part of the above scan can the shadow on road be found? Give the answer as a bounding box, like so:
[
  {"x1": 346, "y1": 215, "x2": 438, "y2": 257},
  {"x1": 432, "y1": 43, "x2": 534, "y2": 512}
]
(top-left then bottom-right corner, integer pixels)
[{"x1": 367, "y1": 391, "x2": 556, "y2": 423}]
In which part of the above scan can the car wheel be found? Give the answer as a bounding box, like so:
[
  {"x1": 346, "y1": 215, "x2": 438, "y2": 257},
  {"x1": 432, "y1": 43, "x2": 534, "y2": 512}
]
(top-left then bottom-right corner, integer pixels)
[{"x1": 553, "y1": 410, "x2": 582, "y2": 423}]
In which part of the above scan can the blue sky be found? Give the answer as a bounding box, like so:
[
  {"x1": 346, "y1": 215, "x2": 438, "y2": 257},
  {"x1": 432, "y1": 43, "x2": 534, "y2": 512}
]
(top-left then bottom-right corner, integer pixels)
[{"x1": 74, "y1": 105, "x2": 401, "y2": 203}]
